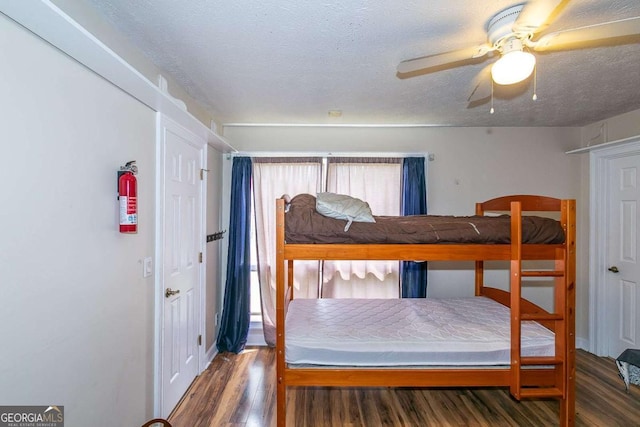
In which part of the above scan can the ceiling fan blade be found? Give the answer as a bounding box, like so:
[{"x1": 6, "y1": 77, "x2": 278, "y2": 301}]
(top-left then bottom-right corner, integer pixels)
[
  {"x1": 397, "y1": 45, "x2": 491, "y2": 78},
  {"x1": 467, "y1": 65, "x2": 493, "y2": 103},
  {"x1": 533, "y1": 16, "x2": 640, "y2": 51},
  {"x1": 513, "y1": 0, "x2": 566, "y2": 33}
]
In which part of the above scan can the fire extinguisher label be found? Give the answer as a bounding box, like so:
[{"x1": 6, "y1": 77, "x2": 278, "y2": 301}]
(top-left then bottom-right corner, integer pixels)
[{"x1": 119, "y1": 196, "x2": 138, "y2": 225}]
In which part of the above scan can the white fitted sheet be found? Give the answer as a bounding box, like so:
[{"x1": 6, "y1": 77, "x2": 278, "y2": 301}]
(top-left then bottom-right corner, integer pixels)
[{"x1": 285, "y1": 297, "x2": 555, "y2": 366}]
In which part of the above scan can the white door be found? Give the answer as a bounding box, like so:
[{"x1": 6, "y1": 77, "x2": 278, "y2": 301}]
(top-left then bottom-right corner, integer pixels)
[
  {"x1": 161, "y1": 123, "x2": 204, "y2": 416},
  {"x1": 606, "y1": 153, "x2": 640, "y2": 358}
]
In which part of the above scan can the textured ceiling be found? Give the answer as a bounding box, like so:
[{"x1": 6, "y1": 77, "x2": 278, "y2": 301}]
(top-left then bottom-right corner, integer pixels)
[{"x1": 85, "y1": 0, "x2": 640, "y2": 127}]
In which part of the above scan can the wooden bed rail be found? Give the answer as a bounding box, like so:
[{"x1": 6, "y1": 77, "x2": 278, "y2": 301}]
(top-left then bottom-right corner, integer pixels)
[{"x1": 481, "y1": 287, "x2": 557, "y2": 331}]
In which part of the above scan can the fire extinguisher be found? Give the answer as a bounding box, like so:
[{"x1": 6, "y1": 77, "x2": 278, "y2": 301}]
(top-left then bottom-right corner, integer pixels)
[{"x1": 118, "y1": 160, "x2": 138, "y2": 233}]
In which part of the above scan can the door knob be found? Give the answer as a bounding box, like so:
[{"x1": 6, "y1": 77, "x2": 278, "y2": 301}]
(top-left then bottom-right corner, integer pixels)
[
  {"x1": 608, "y1": 266, "x2": 619, "y2": 273},
  {"x1": 165, "y1": 288, "x2": 180, "y2": 298}
]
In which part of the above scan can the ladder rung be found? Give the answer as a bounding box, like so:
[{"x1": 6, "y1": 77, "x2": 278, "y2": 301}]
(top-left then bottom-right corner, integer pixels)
[
  {"x1": 519, "y1": 387, "x2": 564, "y2": 398},
  {"x1": 522, "y1": 313, "x2": 564, "y2": 321},
  {"x1": 521, "y1": 270, "x2": 564, "y2": 277},
  {"x1": 520, "y1": 356, "x2": 563, "y2": 366}
]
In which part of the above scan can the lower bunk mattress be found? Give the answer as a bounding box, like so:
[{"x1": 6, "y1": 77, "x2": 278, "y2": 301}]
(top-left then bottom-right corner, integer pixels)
[{"x1": 285, "y1": 296, "x2": 554, "y2": 366}]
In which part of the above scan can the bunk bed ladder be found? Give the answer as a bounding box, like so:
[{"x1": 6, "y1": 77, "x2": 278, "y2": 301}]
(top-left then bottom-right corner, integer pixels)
[
  {"x1": 517, "y1": 259, "x2": 567, "y2": 399},
  {"x1": 510, "y1": 202, "x2": 567, "y2": 401}
]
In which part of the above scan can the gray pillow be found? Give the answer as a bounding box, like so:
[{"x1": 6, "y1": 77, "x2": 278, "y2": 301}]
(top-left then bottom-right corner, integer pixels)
[{"x1": 316, "y1": 192, "x2": 375, "y2": 231}]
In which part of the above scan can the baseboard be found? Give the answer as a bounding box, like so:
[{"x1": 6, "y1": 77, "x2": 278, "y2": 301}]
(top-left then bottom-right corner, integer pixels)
[
  {"x1": 205, "y1": 343, "x2": 218, "y2": 366},
  {"x1": 576, "y1": 336, "x2": 589, "y2": 352}
]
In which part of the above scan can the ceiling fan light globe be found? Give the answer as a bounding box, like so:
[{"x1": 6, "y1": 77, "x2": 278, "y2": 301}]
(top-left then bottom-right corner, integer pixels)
[{"x1": 491, "y1": 51, "x2": 536, "y2": 85}]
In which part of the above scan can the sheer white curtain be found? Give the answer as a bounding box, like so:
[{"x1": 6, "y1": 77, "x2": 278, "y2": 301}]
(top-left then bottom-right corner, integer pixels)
[
  {"x1": 252, "y1": 159, "x2": 322, "y2": 345},
  {"x1": 322, "y1": 159, "x2": 402, "y2": 298}
]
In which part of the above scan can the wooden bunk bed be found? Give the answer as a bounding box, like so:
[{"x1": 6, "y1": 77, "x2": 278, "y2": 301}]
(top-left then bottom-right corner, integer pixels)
[{"x1": 275, "y1": 194, "x2": 576, "y2": 427}]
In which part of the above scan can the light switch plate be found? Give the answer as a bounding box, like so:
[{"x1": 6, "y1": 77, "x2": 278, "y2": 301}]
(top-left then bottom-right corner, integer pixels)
[{"x1": 143, "y1": 257, "x2": 153, "y2": 278}]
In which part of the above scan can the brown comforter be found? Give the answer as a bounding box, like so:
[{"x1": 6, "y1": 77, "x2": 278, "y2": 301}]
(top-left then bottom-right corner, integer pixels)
[{"x1": 285, "y1": 194, "x2": 565, "y2": 244}]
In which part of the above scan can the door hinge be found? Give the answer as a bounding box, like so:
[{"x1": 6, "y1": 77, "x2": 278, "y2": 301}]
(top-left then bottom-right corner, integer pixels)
[
  {"x1": 200, "y1": 169, "x2": 209, "y2": 180},
  {"x1": 198, "y1": 335, "x2": 202, "y2": 346},
  {"x1": 199, "y1": 252, "x2": 203, "y2": 263}
]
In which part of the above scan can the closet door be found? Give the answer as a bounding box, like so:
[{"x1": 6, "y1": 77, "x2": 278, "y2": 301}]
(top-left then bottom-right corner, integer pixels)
[
  {"x1": 606, "y1": 153, "x2": 640, "y2": 358},
  {"x1": 158, "y1": 116, "x2": 205, "y2": 417}
]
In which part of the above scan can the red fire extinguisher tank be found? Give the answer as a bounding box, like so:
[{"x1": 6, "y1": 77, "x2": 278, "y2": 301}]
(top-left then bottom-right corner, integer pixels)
[{"x1": 119, "y1": 169, "x2": 138, "y2": 233}]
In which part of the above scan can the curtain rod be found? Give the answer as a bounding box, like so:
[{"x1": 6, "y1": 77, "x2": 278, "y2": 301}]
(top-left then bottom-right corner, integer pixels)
[
  {"x1": 227, "y1": 152, "x2": 434, "y2": 160},
  {"x1": 222, "y1": 123, "x2": 451, "y2": 128}
]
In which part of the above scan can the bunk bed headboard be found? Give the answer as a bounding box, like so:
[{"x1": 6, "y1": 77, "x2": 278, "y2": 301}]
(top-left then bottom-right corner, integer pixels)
[{"x1": 477, "y1": 194, "x2": 561, "y2": 214}]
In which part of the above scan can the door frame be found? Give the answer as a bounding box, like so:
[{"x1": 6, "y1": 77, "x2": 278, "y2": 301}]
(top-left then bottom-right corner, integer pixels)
[
  {"x1": 590, "y1": 135, "x2": 640, "y2": 356},
  {"x1": 153, "y1": 113, "x2": 208, "y2": 416}
]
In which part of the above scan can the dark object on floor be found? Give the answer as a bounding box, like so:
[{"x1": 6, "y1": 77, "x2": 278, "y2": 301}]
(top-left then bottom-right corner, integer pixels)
[{"x1": 616, "y1": 348, "x2": 640, "y2": 392}]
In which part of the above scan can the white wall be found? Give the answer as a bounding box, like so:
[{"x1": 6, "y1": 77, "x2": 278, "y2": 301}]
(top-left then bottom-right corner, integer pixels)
[
  {"x1": 0, "y1": 15, "x2": 156, "y2": 426},
  {"x1": 51, "y1": 0, "x2": 217, "y2": 129},
  {"x1": 581, "y1": 109, "x2": 640, "y2": 147},
  {"x1": 205, "y1": 149, "x2": 224, "y2": 352},
  {"x1": 223, "y1": 126, "x2": 582, "y2": 217},
  {"x1": 223, "y1": 125, "x2": 586, "y2": 339},
  {"x1": 224, "y1": 126, "x2": 581, "y2": 216}
]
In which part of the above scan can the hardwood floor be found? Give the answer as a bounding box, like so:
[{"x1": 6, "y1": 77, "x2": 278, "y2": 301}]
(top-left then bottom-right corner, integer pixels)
[{"x1": 169, "y1": 347, "x2": 640, "y2": 426}]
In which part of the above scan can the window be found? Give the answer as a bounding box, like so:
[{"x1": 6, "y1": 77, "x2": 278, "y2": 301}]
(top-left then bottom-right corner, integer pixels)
[
  {"x1": 322, "y1": 158, "x2": 402, "y2": 298},
  {"x1": 249, "y1": 201, "x2": 261, "y2": 322},
  {"x1": 250, "y1": 157, "x2": 403, "y2": 321}
]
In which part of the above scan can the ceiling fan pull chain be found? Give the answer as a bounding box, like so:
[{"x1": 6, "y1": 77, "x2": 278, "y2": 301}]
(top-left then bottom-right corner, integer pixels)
[
  {"x1": 490, "y1": 79, "x2": 495, "y2": 114},
  {"x1": 532, "y1": 64, "x2": 538, "y2": 101}
]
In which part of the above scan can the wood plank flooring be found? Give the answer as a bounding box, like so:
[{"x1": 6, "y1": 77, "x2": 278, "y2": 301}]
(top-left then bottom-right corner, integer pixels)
[{"x1": 169, "y1": 347, "x2": 640, "y2": 426}]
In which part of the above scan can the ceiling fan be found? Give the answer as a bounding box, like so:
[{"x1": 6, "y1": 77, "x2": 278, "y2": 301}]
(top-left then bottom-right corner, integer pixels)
[{"x1": 397, "y1": 0, "x2": 640, "y2": 101}]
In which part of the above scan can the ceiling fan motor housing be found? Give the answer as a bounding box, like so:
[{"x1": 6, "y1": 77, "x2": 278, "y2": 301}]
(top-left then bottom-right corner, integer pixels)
[{"x1": 487, "y1": 4, "x2": 528, "y2": 47}]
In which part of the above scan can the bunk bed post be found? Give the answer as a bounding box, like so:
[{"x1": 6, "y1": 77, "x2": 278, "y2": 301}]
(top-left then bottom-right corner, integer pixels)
[
  {"x1": 475, "y1": 202, "x2": 484, "y2": 296},
  {"x1": 288, "y1": 260, "x2": 294, "y2": 300},
  {"x1": 275, "y1": 199, "x2": 286, "y2": 427},
  {"x1": 560, "y1": 199, "x2": 576, "y2": 427},
  {"x1": 509, "y1": 201, "x2": 523, "y2": 399}
]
